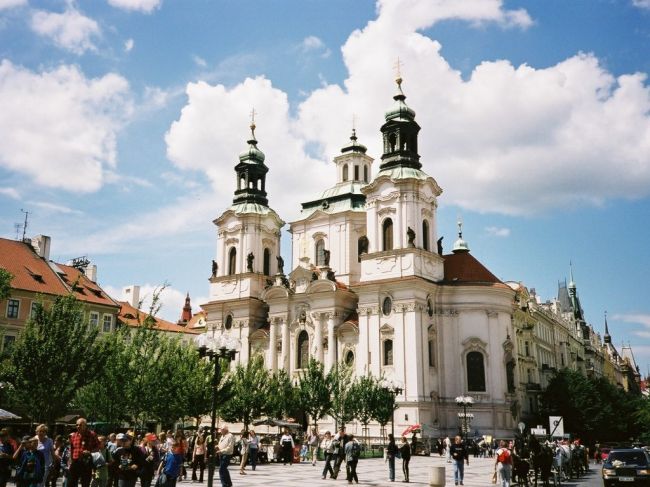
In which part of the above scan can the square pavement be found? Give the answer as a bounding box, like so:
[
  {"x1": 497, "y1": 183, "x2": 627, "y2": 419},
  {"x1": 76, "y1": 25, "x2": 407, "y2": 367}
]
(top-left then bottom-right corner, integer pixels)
[{"x1": 187, "y1": 454, "x2": 508, "y2": 486}]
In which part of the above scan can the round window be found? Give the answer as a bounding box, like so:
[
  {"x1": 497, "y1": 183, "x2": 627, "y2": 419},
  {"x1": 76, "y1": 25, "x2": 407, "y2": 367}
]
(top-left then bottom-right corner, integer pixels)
[
  {"x1": 382, "y1": 297, "x2": 392, "y2": 316},
  {"x1": 345, "y1": 350, "x2": 354, "y2": 366},
  {"x1": 224, "y1": 315, "x2": 233, "y2": 330},
  {"x1": 427, "y1": 299, "x2": 434, "y2": 317}
]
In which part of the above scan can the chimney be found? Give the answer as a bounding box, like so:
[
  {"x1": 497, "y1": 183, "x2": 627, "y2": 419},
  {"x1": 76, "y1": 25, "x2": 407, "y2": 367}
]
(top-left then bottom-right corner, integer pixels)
[
  {"x1": 123, "y1": 285, "x2": 141, "y2": 308},
  {"x1": 85, "y1": 264, "x2": 97, "y2": 282},
  {"x1": 31, "y1": 235, "x2": 51, "y2": 260}
]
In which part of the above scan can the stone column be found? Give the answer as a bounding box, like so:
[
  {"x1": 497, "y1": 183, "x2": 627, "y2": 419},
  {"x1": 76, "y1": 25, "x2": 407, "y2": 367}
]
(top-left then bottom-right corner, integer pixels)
[
  {"x1": 281, "y1": 317, "x2": 290, "y2": 372},
  {"x1": 269, "y1": 318, "x2": 278, "y2": 372},
  {"x1": 314, "y1": 313, "x2": 325, "y2": 363},
  {"x1": 327, "y1": 313, "x2": 336, "y2": 371}
]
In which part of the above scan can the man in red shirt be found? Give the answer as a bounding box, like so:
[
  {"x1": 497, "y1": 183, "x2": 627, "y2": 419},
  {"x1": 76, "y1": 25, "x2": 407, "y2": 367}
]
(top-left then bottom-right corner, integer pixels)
[{"x1": 68, "y1": 418, "x2": 99, "y2": 487}]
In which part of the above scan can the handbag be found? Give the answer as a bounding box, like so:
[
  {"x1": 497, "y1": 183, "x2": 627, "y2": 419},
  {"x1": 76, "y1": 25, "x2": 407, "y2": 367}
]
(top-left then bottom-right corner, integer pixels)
[
  {"x1": 155, "y1": 472, "x2": 167, "y2": 487},
  {"x1": 491, "y1": 471, "x2": 497, "y2": 484}
]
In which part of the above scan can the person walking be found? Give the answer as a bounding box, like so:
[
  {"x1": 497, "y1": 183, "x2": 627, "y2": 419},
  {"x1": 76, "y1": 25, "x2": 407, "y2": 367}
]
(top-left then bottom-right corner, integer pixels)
[
  {"x1": 35, "y1": 425, "x2": 56, "y2": 487},
  {"x1": 332, "y1": 427, "x2": 348, "y2": 480},
  {"x1": 138, "y1": 434, "x2": 159, "y2": 487},
  {"x1": 308, "y1": 428, "x2": 319, "y2": 466},
  {"x1": 495, "y1": 440, "x2": 512, "y2": 487},
  {"x1": 0, "y1": 429, "x2": 15, "y2": 487},
  {"x1": 344, "y1": 434, "x2": 360, "y2": 485},
  {"x1": 399, "y1": 436, "x2": 411, "y2": 483},
  {"x1": 191, "y1": 435, "x2": 206, "y2": 482},
  {"x1": 15, "y1": 436, "x2": 44, "y2": 487},
  {"x1": 157, "y1": 442, "x2": 184, "y2": 487},
  {"x1": 215, "y1": 426, "x2": 234, "y2": 487},
  {"x1": 449, "y1": 435, "x2": 469, "y2": 486},
  {"x1": 386, "y1": 434, "x2": 398, "y2": 482},
  {"x1": 112, "y1": 434, "x2": 144, "y2": 487},
  {"x1": 238, "y1": 431, "x2": 248, "y2": 475},
  {"x1": 444, "y1": 436, "x2": 452, "y2": 463},
  {"x1": 92, "y1": 436, "x2": 109, "y2": 487},
  {"x1": 68, "y1": 418, "x2": 99, "y2": 487},
  {"x1": 320, "y1": 431, "x2": 334, "y2": 480},
  {"x1": 247, "y1": 431, "x2": 258, "y2": 471},
  {"x1": 279, "y1": 429, "x2": 294, "y2": 466}
]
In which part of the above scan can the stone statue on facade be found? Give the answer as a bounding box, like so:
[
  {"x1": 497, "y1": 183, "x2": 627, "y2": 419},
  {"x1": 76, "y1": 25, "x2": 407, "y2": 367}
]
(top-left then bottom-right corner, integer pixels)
[
  {"x1": 407, "y1": 226, "x2": 416, "y2": 247},
  {"x1": 247, "y1": 252, "x2": 254, "y2": 272},
  {"x1": 276, "y1": 255, "x2": 284, "y2": 274},
  {"x1": 323, "y1": 249, "x2": 331, "y2": 266},
  {"x1": 211, "y1": 259, "x2": 218, "y2": 278}
]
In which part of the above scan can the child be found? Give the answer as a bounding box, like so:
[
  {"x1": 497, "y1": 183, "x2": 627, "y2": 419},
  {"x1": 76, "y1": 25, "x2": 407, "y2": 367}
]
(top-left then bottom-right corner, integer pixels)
[
  {"x1": 299, "y1": 443, "x2": 308, "y2": 462},
  {"x1": 15, "y1": 436, "x2": 44, "y2": 487}
]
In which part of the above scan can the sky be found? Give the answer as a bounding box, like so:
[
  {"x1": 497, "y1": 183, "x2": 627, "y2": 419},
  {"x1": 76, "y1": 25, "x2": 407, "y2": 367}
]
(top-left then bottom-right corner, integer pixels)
[{"x1": 1, "y1": 0, "x2": 649, "y2": 372}]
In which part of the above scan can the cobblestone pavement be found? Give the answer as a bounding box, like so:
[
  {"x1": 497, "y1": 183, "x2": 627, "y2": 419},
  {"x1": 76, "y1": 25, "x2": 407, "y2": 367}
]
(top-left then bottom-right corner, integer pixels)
[{"x1": 183, "y1": 454, "x2": 601, "y2": 486}]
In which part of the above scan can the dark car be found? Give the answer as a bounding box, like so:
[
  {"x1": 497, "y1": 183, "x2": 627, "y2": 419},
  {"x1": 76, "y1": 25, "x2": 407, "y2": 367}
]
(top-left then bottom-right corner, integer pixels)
[{"x1": 602, "y1": 448, "x2": 650, "y2": 486}]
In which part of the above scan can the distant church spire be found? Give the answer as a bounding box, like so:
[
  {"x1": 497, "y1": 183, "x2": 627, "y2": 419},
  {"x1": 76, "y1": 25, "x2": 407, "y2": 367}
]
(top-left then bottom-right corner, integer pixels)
[
  {"x1": 379, "y1": 67, "x2": 421, "y2": 171},
  {"x1": 452, "y1": 217, "x2": 470, "y2": 254},
  {"x1": 233, "y1": 110, "x2": 269, "y2": 206},
  {"x1": 604, "y1": 310, "x2": 612, "y2": 344},
  {"x1": 179, "y1": 292, "x2": 192, "y2": 325}
]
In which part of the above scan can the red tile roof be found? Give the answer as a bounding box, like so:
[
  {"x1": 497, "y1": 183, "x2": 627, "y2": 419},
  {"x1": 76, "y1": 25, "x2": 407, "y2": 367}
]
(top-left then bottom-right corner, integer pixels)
[
  {"x1": 443, "y1": 252, "x2": 507, "y2": 287},
  {"x1": 0, "y1": 238, "x2": 69, "y2": 296},
  {"x1": 56, "y1": 263, "x2": 119, "y2": 308},
  {"x1": 117, "y1": 300, "x2": 201, "y2": 335}
]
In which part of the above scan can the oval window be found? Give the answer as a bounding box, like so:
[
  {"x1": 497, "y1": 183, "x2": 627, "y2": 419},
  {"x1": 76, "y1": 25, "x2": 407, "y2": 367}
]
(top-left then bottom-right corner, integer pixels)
[
  {"x1": 225, "y1": 314, "x2": 233, "y2": 330},
  {"x1": 345, "y1": 350, "x2": 354, "y2": 366},
  {"x1": 382, "y1": 297, "x2": 392, "y2": 316}
]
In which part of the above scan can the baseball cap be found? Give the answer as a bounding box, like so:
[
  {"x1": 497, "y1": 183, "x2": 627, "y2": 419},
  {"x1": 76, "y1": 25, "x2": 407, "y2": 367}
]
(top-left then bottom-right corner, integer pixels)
[{"x1": 116, "y1": 433, "x2": 126, "y2": 440}]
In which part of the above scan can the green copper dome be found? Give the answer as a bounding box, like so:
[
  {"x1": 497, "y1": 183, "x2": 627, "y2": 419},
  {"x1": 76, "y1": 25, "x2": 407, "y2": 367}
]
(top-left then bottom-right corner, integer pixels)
[
  {"x1": 239, "y1": 138, "x2": 265, "y2": 163},
  {"x1": 384, "y1": 77, "x2": 416, "y2": 122}
]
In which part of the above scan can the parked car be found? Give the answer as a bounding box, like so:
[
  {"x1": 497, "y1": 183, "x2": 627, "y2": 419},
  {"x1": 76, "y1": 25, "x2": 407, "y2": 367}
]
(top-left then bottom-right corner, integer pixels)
[{"x1": 602, "y1": 448, "x2": 650, "y2": 486}]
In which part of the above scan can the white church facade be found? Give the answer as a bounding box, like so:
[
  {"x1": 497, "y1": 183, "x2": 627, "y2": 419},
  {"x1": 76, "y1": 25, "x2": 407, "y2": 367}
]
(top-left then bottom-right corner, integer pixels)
[{"x1": 202, "y1": 77, "x2": 517, "y2": 438}]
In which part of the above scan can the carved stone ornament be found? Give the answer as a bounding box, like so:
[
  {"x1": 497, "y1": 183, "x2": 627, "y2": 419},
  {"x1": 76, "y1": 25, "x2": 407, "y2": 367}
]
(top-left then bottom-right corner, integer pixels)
[
  {"x1": 225, "y1": 237, "x2": 240, "y2": 246},
  {"x1": 377, "y1": 206, "x2": 397, "y2": 217},
  {"x1": 462, "y1": 336, "x2": 488, "y2": 355}
]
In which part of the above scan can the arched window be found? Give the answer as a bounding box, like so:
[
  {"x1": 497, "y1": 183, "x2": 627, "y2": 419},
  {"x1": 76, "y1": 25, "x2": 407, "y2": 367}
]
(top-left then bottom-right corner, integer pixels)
[
  {"x1": 363, "y1": 165, "x2": 369, "y2": 183},
  {"x1": 354, "y1": 165, "x2": 360, "y2": 181},
  {"x1": 466, "y1": 351, "x2": 486, "y2": 392},
  {"x1": 345, "y1": 350, "x2": 355, "y2": 366},
  {"x1": 382, "y1": 218, "x2": 393, "y2": 251},
  {"x1": 383, "y1": 339, "x2": 393, "y2": 366},
  {"x1": 506, "y1": 360, "x2": 516, "y2": 393},
  {"x1": 315, "y1": 239, "x2": 325, "y2": 266},
  {"x1": 388, "y1": 133, "x2": 397, "y2": 152},
  {"x1": 263, "y1": 248, "x2": 271, "y2": 275},
  {"x1": 297, "y1": 330, "x2": 309, "y2": 369},
  {"x1": 422, "y1": 220, "x2": 430, "y2": 251},
  {"x1": 342, "y1": 164, "x2": 349, "y2": 182},
  {"x1": 225, "y1": 314, "x2": 233, "y2": 330},
  {"x1": 428, "y1": 339, "x2": 435, "y2": 367},
  {"x1": 228, "y1": 247, "x2": 237, "y2": 275},
  {"x1": 357, "y1": 235, "x2": 369, "y2": 262}
]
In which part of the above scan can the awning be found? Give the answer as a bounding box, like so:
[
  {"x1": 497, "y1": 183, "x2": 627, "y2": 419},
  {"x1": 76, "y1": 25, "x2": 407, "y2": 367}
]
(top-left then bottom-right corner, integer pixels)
[{"x1": 0, "y1": 409, "x2": 20, "y2": 420}]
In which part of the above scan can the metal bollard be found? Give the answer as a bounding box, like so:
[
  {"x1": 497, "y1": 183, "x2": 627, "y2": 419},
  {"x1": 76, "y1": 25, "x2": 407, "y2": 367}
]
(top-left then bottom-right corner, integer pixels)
[{"x1": 429, "y1": 466, "x2": 445, "y2": 486}]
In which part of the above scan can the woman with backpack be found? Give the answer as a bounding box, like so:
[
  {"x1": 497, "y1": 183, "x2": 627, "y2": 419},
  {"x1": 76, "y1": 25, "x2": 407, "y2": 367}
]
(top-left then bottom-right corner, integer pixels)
[{"x1": 495, "y1": 440, "x2": 513, "y2": 487}]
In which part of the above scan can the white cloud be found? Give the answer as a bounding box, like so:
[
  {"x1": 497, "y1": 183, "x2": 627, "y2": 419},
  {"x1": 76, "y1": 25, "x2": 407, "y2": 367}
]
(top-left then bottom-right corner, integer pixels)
[
  {"x1": 0, "y1": 0, "x2": 26, "y2": 10},
  {"x1": 104, "y1": 283, "x2": 208, "y2": 323},
  {"x1": 0, "y1": 60, "x2": 132, "y2": 193},
  {"x1": 107, "y1": 0, "x2": 161, "y2": 14},
  {"x1": 485, "y1": 226, "x2": 510, "y2": 237},
  {"x1": 192, "y1": 55, "x2": 207, "y2": 68},
  {"x1": 632, "y1": 0, "x2": 650, "y2": 9},
  {"x1": 27, "y1": 200, "x2": 83, "y2": 215},
  {"x1": 0, "y1": 187, "x2": 19, "y2": 199},
  {"x1": 300, "y1": 35, "x2": 331, "y2": 59},
  {"x1": 30, "y1": 6, "x2": 100, "y2": 54},
  {"x1": 124, "y1": 38, "x2": 134, "y2": 52},
  {"x1": 613, "y1": 313, "x2": 650, "y2": 328}
]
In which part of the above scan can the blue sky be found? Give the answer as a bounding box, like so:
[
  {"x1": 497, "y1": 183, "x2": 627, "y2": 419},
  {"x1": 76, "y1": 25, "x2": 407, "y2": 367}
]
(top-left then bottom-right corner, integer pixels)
[{"x1": 1, "y1": 0, "x2": 649, "y2": 372}]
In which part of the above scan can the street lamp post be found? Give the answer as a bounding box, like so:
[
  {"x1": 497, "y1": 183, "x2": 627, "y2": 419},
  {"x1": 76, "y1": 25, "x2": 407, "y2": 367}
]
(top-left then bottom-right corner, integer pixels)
[
  {"x1": 381, "y1": 379, "x2": 404, "y2": 437},
  {"x1": 196, "y1": 331, "x2": 240, "y2": 487},
  {"x1": 455, "y1": 395, "x2": 473, "y2": 443}
]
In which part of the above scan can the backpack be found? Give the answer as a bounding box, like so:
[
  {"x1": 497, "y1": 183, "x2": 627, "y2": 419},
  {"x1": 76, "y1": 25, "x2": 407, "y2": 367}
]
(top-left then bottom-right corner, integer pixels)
[
  {"x1": 350, "y1": 442, "x2": 361, "y2": 460},
  {"x1": 497, "y1": 449, "x2": 511, "y2": 464}
]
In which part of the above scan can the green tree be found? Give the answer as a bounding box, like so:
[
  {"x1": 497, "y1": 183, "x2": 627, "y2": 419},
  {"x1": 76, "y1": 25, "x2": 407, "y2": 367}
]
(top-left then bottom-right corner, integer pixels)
[
  {"x1": 0, "y1": 268, "x2": 12, "y2": 301},
  {"x1": 219, "y1": 355, "x2": 270, "y2": 431},
  {"x1": 5, "y1": 293, "x2": 101, "y2": 422},
  {"x1": 296, "y1": 359, "x2": 332, "y2": 430},
  {"x1": 265, "y1": 369, "x2": 296, "y2": 420},
  {"x1": 328, "y1": 362, "x2": 355, "y2": 430},
  {"x1": 372, "y1": 384, "x2": 397, "y2": 439},
  {"x1": 348, "y1": 374, "x2": 378, "y2": 443},
  {"x1": 176, "y1": 346, "x2": 214, "y2": 427}
]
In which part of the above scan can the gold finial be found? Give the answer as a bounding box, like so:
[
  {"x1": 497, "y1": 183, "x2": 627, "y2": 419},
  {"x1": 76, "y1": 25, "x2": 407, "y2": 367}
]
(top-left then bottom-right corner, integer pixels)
[
  {"x1": 249, "y1": 107, "x2": 257, "y2": 139},
  {"x1": 393, "y1": 56, "x2": 404, "y2": 85}
]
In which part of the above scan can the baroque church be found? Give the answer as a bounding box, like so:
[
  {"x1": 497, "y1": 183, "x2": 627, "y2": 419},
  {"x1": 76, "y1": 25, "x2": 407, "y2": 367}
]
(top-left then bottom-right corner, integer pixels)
[{"x1": 202, "y1": 76, "x2": 517, "y2": 438}]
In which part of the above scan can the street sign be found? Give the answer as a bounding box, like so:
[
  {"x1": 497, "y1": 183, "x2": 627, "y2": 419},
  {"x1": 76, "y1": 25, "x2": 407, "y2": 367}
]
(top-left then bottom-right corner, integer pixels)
[
  {"x1": 531, "y1": 428, "x2": 547, "y2": 436},
  {"x1": 549, "y1": 416, "x2": 564, "y2": 437}
]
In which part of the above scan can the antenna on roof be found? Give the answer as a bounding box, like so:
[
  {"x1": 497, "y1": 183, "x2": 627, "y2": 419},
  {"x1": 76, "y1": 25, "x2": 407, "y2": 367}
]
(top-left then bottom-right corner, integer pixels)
[
  {"x1": 13, "y1": 223, "x2": 21, "y2": 240},
  {"x1": 20, "y1": 209, "x2": 30, "y2": 242}
]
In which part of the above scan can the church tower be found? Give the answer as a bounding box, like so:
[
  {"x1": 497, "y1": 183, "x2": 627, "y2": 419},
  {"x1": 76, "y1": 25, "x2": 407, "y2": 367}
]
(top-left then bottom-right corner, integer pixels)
[
  {"x1": 203, "y1": 118, "x2": 285, "y2": 364},
  {"x1": 360, "y1": 75, "x2": 444, "y2": 282}
]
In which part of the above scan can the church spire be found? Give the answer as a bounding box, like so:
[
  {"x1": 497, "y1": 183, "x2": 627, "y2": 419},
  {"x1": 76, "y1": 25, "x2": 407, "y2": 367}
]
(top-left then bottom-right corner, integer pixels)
[
  {"x1": 604, "y1": 311, "x2": 612, "y2": 344},
  {"x1": 379, "y1": 66, "x2": 421, "y2": 171},
  {"x1": 179, "y1": 292, "x2": 192, "y2": 325},
  {"x1": 452, "y1": 218, "x2": 470, "y2": 254},
  {"x1": 233, "y1": 110, "x2": 269, "y2": 206}
]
